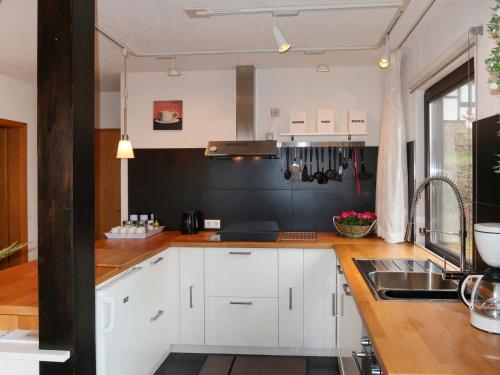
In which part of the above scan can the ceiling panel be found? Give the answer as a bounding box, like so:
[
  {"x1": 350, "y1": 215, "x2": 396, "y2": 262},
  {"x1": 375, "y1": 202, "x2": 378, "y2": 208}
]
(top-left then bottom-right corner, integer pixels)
[{"x1": 0, "y1": 0, "x2": 410, "y2": 91}]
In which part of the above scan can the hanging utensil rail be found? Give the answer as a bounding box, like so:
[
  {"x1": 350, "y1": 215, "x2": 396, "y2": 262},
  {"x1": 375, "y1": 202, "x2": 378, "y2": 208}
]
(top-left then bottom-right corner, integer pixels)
[{"x1": 277, "y1": 141, "x2": 365, "y2": 148}]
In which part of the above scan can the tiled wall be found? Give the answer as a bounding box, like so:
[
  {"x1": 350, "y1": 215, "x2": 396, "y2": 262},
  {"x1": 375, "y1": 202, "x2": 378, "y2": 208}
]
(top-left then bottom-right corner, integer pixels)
[{"x1": 128, "y1": 148, "x2": 378, "y2": 232}]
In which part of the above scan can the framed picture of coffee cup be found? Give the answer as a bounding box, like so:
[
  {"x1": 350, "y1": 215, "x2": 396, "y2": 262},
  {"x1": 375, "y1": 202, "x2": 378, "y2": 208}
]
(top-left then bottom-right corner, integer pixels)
[{"x1": 153, "y1": 100, "x2": 183, "y2": 130}]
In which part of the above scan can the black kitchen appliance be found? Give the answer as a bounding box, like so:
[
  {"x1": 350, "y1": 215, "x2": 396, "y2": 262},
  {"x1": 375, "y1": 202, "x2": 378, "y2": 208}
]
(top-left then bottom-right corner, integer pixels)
[
  {"x1": 181, "y1": 210, "x2": 202, "y2": 234},
  {"x1": 208, "y1": 221, "x2": 280, "y2": 242}
]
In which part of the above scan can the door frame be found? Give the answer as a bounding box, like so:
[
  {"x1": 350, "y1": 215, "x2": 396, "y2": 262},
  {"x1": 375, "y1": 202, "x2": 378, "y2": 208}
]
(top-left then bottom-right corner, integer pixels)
[{"x1": 0, "y1": 118, "x2": 28, "y2": 267}]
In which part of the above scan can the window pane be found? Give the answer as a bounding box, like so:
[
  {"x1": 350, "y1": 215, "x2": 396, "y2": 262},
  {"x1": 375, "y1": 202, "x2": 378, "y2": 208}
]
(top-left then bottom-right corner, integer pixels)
[{"x1": 428, "y1": 81, "x2": 474, "y2": 262}]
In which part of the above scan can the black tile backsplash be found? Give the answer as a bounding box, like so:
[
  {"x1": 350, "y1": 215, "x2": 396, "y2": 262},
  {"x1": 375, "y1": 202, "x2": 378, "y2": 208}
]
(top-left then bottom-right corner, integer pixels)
[
  {"x1": 473, "y1": 114, "x2": 500, "y2": 270},
  {"x1": 128, "y1": 147, "x2": 378, "y2": 232}
]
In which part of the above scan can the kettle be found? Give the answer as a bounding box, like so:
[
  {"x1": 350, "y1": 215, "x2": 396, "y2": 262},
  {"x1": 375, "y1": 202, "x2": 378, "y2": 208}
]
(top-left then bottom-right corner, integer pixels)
[{"x1": 181, "y1": 210, "x2": 202, "y2": 235}]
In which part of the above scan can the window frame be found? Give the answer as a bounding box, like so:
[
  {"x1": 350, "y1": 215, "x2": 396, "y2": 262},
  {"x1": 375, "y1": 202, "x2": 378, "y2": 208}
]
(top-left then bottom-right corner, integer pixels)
[{"x1": 423, "y1": 59, "x2": 474, "y2": 265}]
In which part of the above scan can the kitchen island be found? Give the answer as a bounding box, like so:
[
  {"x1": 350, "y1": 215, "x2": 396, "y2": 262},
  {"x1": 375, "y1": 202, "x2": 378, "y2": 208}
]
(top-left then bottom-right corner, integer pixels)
[{"x1": 0, "y1": 231, "x2": 499, "y2": 374}]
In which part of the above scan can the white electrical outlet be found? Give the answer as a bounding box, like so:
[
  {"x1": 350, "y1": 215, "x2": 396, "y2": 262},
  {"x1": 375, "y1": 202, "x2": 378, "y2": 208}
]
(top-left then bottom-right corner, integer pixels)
[
  {"x1": 204, "y1": 219, "x2": 221, "y2": 229},
  {"x1": 271, "y1": 108, "x2": 280, "y2": 117}
]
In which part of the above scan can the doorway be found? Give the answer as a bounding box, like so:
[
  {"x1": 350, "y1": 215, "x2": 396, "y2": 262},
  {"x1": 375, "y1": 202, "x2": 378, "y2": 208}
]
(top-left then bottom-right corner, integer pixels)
[
  {"x1": 0, "y1": 118, "x2": 28, "y2": 269},
  {"x1": 94, "y1": 128, "x2": 121, "y2": 239}
]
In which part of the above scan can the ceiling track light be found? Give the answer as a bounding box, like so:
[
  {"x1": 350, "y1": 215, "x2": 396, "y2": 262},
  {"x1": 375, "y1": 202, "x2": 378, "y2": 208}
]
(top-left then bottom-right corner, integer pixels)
[
  {"x1": 316, "y1": 54, "x2": 330, "y2": 72},
  {"x1": 168, "y1": 56, "x2": 181, "y2": 76},
  {"x1": 378, "y1": 35, "x2": 391, "y2": 69},
  {"x1": 272, "y1": 16, "x2": 291, "y2": 53},
  {"x1": 116, "y1": 48, "x2": 134, "y2": 159}
]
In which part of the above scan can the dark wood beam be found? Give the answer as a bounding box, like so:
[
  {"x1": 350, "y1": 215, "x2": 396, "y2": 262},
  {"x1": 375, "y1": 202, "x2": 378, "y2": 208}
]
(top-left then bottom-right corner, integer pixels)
[{"x1": 38, "y1": 1, "x2": 96, "y2": 374}]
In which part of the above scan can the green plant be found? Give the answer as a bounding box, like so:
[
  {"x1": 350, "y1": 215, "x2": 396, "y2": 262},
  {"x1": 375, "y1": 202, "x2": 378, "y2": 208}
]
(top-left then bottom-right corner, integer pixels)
[
  {"x1": 485, "y1": 0, "x2": 500, "y2": 90},
  {"x1": 0, "y1": 242, "x2": 27, "y2": 261},
  {"x1": 335, "y1": 211, "x2": 377, "y2": 226}
]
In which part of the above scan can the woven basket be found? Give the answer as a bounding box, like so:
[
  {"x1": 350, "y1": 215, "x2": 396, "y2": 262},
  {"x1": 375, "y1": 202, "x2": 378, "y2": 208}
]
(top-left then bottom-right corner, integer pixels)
[{"x1": 333, "y1": 218, "x2": 377, "y2": 238}]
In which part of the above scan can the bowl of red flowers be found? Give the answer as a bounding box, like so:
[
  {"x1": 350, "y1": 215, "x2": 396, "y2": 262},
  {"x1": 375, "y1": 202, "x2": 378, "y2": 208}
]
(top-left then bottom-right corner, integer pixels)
[{"x1": 333, "y1": 211, "x2": 377, "y2": 238}]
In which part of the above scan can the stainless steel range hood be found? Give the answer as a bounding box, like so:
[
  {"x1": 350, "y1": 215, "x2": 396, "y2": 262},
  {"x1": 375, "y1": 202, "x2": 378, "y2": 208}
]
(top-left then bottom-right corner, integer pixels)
[{"x1": 205, "y1": 66, "x2": 278, "y2": 158}]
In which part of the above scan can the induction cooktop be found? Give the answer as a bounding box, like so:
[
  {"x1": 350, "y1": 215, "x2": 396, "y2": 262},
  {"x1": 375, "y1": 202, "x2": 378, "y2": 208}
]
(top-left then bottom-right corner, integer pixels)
[{"x1": 207, "y1": 221, "x2": 280, "y2": 242}]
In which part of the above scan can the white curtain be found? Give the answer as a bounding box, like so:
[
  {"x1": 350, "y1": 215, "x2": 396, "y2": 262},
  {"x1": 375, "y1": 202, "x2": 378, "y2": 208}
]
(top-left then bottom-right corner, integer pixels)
[{"x1": 376, "y1": 49, "x2": 408, "y2": 243}]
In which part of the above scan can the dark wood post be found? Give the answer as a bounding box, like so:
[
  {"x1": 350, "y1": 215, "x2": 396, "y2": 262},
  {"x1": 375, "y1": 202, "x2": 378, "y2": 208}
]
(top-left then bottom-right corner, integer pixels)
[{"x1": 38, "y1": 0, "x2": 96, "y2": 374}]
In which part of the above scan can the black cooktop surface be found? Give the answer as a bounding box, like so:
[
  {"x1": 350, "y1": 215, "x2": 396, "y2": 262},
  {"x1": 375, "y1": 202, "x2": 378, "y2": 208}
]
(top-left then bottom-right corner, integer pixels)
[{"x1": 208, "y1": 221, "x2": 280, "y2": 242}]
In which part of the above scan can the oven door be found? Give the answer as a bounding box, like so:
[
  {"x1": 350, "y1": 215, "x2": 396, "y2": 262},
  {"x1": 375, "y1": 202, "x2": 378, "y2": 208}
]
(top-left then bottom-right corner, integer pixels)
[{"x1": 350, "y1": 333, "x2": 382, "y2": 375}]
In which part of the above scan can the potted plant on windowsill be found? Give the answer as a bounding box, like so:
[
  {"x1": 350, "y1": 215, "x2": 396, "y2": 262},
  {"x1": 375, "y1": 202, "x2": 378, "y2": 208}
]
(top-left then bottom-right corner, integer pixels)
[
  {"x1": 333, "y1": 211, "x2": 377, "y2": 238},
  {"x1": 0, "y1": 242, "x2": 27, "y2": 261}
]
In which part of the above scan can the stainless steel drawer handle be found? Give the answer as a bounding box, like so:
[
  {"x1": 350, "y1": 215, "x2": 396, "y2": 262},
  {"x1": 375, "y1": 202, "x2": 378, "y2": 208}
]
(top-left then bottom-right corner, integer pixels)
[
  {"x1": 189, "y1": 285, "x2": 194, "y2": 308},
  {"x1": 342, "y1": 283, "x2": 352, "y2": 296},
  {"x1": 229, "y1": 251, "x2": 252, "y2": 255},
  {"x1": 230, "y1": 301, "x2": 253, "y2": 305},
  {"x1": 150, "y1": 310, "x2": 164, "y2": 322},
  {"x1": 332, "y1": 293, "x2": 337, "y2": 316},
  {"x1": 337, "y1": 264, "x2": 344, "y2": 274},
  {"x1": 289, "y1": 287, "x2": 293, "y2": 310},
  {"x1": 151, "y1": 256, "x2": 164, "y2": 265},
  {"x1": 352, "y1": 351, "x2": 367, "y2": 375}
]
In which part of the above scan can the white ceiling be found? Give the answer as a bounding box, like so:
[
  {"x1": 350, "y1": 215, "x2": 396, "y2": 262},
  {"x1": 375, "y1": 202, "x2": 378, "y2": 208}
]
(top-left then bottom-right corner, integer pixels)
[{"x1": 0, "y1": 0, "x2": 421, "y2": 91}]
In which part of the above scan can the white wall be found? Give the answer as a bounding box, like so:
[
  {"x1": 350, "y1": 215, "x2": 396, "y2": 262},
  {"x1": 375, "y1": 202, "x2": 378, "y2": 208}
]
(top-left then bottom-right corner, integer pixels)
[
  {"x1": 96, "y1": 91, "x2": 121, "y2": 129},
  {"x1": 0, "y1": 74, "x2": 37, "y2": 260},
  {"x1": 400, "y1": 0, "x2": 500, "y2": 246},
  {"x1": 126, "y1": 70, "x2": 236, "y2": 148},
  {"x1": 256, "y1": 67, "x2": 382, "y2": 146},
  {"x1": 125, "y1": 67, "x2": 382, "y2": 148}
]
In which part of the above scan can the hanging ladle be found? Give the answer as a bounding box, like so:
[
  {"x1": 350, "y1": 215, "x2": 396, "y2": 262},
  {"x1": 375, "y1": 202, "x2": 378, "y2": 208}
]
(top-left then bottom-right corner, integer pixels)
[
  {"x1": 291, "y1": 148, "x2": 301, "y2": 174},
  {"x1": 284, "y1": 147, "x2": 292, "y2": 180}
]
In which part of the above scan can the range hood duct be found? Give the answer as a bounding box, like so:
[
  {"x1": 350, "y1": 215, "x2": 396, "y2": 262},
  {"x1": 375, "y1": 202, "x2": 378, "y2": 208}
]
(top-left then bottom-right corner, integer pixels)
[{"x1": 205, "y1": 66, "x2": 278, "y2": 158}]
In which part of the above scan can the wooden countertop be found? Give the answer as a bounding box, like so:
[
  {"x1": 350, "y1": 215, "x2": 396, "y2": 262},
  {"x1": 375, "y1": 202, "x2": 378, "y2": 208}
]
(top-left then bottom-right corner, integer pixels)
[
  {"x1": 1, "y1": 231, "x2": 372, "y2": 322},
  {"x1": 335, "y1": 242, "x2": 500, "y2": 375},
  {"x1": 1, "y1": 231, "x2": 499, "y2": 374}
]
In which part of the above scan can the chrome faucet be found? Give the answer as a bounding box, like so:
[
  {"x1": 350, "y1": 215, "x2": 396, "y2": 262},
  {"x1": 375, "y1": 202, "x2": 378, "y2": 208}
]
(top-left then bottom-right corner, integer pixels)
[{"x1": 405, "y1": 176, "x2": 468, "y2": 280}]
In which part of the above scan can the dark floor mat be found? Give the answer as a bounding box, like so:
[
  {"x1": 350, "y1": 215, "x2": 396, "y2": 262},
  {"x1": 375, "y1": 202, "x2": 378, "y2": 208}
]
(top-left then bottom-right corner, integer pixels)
[
  {"x1": 199, "y1": 355, "x2": 235, "y2": 375},
  {"x1": 306, "y1": 357, "x2": 340, "y2": 375},
  {"x1": 155, "y1": 353, "x2": 208, "y2": 375},
  {"x1": 230, "y1": 355, "x2": 307, "y2": 375}
]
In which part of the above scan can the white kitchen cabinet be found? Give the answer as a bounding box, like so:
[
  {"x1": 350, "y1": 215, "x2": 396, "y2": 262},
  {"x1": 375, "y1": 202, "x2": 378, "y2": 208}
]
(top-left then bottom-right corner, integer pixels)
[
  {"x1": 204, "y1": 248, "x2": 278, "y2": 298},
  {"x1": 180, "y1": 247, "x2": 205, "y2": 345},
  {"x1": 96, "y1": 266, "x2": 145, "y2": 375},
  {"x1": 142, "y1": 250, "x2": 170, "y2": 375},
  {"x1": 336, "y1": 262, "x2": 362, "y2": 357},
  {"x1": 205, "y1": 297, "x2": 278, "y2": 347},
  {"x1": 165, "y1": 247, "x2": 180, "y2": 346},
  {"x1": 278, "y1": 248, "x2": 304, "y2": 348},
  {"x1": 303, "y1": 250, "x2": 337, "y2": 349}
]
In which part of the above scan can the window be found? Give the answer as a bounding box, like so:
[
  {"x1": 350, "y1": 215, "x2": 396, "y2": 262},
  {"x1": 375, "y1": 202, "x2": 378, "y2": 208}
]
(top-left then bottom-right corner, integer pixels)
[{"x1": 424, "y1": 60, "x2": 474, "y2": 264}]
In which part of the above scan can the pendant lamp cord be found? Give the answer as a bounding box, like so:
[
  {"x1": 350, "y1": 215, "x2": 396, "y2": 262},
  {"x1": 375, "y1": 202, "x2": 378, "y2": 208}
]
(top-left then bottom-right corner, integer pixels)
[{"x1": 122, "y1": 48, "x2": 129, "y2": 137}]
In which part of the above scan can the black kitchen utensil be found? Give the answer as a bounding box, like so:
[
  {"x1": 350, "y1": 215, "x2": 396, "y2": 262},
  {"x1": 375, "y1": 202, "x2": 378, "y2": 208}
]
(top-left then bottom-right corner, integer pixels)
[
  {"x1": 358, "y1": 147, "x2": 374, "y2": 180},
  {"x1": 333, "y1": 147, "x2": 338, "y2": 180},
  {"x1": 301, "y1": 148, "x2": 309, "y2": 182},
  {"x1": 308, "y1": 147, "x2": 315, "y2": 182},
  {"x1": 291, "y1": 147, "x2": 301, "y2": 174},
  {"x1": 342, "y1": 148, "x2": 349, "y2": 170},
  {"x1": 313, "y1": 147, "x2": 326, "y2": 184},
  {"x1": 325, "y1": 146, "x2": 336, "y2": 181},
  {"x1": 284, "y1": 147, "x2": 292, "y2": 180},
  {"x1": 337, "y1": 150, "x2": 343, "y2": 182}
]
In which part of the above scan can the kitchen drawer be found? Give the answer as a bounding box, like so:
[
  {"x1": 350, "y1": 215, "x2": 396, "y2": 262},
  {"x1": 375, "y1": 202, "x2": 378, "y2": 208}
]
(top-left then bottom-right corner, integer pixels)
[
  {"x1": 205, "y1": 248, "x2": 278, "y2": 297},
  {"x1": 205, "y1": 297, "x2": 278, "y2": 347}
]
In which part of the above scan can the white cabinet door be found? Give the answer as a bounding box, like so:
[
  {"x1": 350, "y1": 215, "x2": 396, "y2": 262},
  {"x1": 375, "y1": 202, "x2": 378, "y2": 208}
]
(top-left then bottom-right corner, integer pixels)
[
  {"x1": 303, "y1": 250, "x2": 336, "y2": 349},
  {"x1": 180, "y1": 247, "x2": 205, "y2": 345},
  {"x1": 205, "y1": 248, "x2": 278, "y2": 297},
  {"x1": 278, "y1": 249, "x2": 304, "y2": 348},
  {"x1": 96, "y1": 267, "x2": 145, "y2": 375},
  {"x1": 337, "y1": 267, "x2": 362, "y2": 356},
  {"x1": 142, "y1": 250, "x2": 170, "y2": 375},
  {"x1": 205, "y1": 297, "x2": 278, "y2": 347},
  {"x1": 165, "y1": 247, "x2": 180, "y2": 347}
]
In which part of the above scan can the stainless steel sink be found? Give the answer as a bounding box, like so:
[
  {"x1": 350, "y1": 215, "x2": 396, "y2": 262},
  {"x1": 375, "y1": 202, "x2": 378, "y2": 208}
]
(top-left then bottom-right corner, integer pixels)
[{"x1": 354, "y1": 258, "x2": 459, "y2": 301}]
